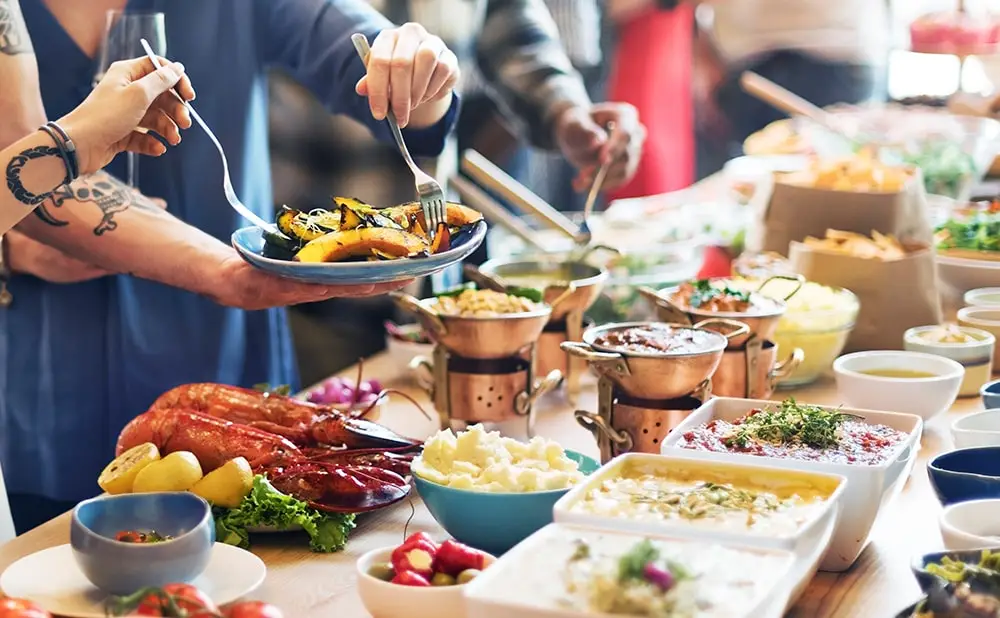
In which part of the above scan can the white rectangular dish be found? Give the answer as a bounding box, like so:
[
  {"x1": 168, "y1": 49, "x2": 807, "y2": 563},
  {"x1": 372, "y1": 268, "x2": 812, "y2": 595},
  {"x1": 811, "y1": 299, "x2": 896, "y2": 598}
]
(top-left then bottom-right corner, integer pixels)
[
  {"x1": 552, "y1": 453, "x2": 846, "y2": 555},
  {"x1": 464, "y1": 523, "x2": 795, "y2": 618},
  {"x1": 659, "y1": 397, "x2": 923, "y2": 572}
]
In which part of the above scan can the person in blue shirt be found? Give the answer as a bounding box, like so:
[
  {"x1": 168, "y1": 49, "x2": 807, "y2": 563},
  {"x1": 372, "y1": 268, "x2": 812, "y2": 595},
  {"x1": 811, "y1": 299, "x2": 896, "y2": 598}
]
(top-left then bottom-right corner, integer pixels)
[{"x1": 0, "y1": 0, "x2": 461, "y2": 533}]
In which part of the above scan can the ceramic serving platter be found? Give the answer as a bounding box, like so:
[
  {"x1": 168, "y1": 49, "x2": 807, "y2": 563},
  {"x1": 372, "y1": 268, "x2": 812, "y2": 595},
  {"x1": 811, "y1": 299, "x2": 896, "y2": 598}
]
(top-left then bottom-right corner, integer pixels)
[
  {"x1": 0, "y1": 543, "x2": 265, "y2": 618},
  {"x1": 231, "y1": 220, "x2": 487, "y2": 285}
]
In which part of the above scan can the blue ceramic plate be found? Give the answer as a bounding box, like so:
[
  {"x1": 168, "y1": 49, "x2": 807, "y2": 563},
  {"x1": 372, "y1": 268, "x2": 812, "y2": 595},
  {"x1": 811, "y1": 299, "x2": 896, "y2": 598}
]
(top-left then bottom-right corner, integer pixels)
[{"x1": 231, "y1": 220, "x2": 487, "y2": 285}]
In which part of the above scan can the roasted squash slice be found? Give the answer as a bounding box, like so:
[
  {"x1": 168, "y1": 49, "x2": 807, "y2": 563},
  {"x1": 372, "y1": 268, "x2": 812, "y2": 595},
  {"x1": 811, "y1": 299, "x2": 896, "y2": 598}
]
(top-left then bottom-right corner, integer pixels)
[
  {"x1": 294, "y1": 228, "x2": 430, "y2": 263},
  {"x1": 430, "y1": 223, "x2": 451, "y2": 253},
  {"x1": 276, "y1": 206, "x2": 338, "y2": 243},
  {"x1": 384, "y1": 202, "x2": 483, "y2": 229}
]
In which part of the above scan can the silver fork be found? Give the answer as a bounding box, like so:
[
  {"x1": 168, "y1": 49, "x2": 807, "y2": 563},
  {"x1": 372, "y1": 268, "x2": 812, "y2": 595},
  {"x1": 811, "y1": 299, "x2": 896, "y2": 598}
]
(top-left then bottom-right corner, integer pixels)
[
  {"x1": 139, "y1": 39, "x2": 277, "y2": 235},
  {"x1": 350, "y1": 33, "x2": 445, "y2": 241}
]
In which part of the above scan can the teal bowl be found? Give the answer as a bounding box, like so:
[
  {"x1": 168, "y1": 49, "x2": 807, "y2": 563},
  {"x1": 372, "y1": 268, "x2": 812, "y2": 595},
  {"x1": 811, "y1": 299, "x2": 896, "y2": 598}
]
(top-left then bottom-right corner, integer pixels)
[{"x1": 412, "y1": 450, "x2": 600, "y2": 556}]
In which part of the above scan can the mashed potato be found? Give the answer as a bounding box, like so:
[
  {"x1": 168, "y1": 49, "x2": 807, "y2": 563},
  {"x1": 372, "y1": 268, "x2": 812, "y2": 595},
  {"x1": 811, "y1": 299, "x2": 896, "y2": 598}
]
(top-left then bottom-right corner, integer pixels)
[{"x1": 412, "y1": 424, "x2": 584, "y2": 493}]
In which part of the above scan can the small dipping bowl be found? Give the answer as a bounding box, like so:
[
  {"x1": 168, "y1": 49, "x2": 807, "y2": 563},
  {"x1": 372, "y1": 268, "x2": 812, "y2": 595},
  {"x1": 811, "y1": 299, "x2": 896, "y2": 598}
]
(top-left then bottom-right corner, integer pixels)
[
  {"x1": 70, "y1": 493, "x2": 215, "y2": 595},
  {"x1": 411, "y1": 451, "x2": 600, "y2": 556},
  {"x1": 904, "y1": 325, "x2": 995, "y2": 397},
  {"x1": 939, "y1": 499, "x2": 1000, "y2": 550},
  {"x1": 929, "y1": 447, "x2": 1000, "y2": 506},
  {"x1": 953, "y1": 410, "x2": 1000, "y2": 449},
  {"x1": 356, "y1": 545, "x2": 493, "y2": 618},
  {"x1": 832, "y1": 351, "x2": 964, "y2": 421},
  {"x1": 958, "y1": 307, "x2": 1000, "y2": 370},
  {"x1": 965, "y1": 288, "x2": 1000, "y2": 308},
  {"x1": 984, "y1": 379, "x2": 1000, "y2": 409}
]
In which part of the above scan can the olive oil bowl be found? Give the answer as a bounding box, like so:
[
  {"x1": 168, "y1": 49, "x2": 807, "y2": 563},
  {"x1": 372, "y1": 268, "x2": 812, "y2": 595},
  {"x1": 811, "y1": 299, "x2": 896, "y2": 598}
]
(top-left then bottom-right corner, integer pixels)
[{"x1": 833, "y1": 351, "x2": 964, "y2": 421}]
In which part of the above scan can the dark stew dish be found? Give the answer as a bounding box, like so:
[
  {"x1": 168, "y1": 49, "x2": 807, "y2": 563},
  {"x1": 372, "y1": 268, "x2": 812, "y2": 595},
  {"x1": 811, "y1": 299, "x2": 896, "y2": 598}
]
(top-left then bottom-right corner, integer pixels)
[
  {"x1": 115, "y1": 529, "x2": 173, "y2": 544},
  {"x1": 910, "y1": 550, "x2": 1000, "y2": 617},
  {"x1": 672, "y1": 279, "x2": 775, "y2": 314},
  {"x1": 592, "y1": 325, "x2": 722, "y2": 355},
  {"x1": 676, "y1": 399, "x2": 908, "y2": 466}
]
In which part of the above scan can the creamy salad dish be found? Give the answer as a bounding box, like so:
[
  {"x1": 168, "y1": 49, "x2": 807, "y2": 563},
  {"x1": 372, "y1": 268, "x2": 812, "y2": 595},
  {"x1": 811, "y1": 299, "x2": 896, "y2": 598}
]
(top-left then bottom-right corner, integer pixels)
[
  {"x1": 467, "y1": 524, "x2": 791, "y2": 618},
  {"x1": 566, "y1": 459, "x2": 835, "y2": 539},
  {"x1": 412, "y1": 424, "x2": 584, "y2": 492}
]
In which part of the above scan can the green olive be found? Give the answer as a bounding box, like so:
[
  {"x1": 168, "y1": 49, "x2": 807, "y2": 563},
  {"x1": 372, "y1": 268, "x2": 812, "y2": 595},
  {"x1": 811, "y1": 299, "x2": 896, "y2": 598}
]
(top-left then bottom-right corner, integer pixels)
[
  {"x1": 368, "y1": 563, "x2": 395, "y2": 582},
  {"x1": 431, "y1": 572, "x2": 456, "y2": 586},
  {"x1": 456, "y1": 569, "x2": 481, "y2": 584}
]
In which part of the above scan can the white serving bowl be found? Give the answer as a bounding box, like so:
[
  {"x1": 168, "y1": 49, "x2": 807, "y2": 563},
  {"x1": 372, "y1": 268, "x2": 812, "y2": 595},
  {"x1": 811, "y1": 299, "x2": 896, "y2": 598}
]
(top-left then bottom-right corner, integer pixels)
[
  {"x1": 355, "y1": 546, "x2": 466, "y2": 618},
  {"x1": 965, "y1": 287, "x2": 1000, "y2": 308},
  {"x1": 553, "y1": 453, "x2": 845, "y2": 554},
  {"x1": 952, "y1": 410, "x2": 1000, "y2": 449},
  {"x1": 958, "y1": 307, "x2": 1000, "y2": 369},
  {"x1": 832, "y1": 351, "x2": 964, "y2": 421},
  {"x1": 904, "y1": 325, "x2": 995, "y2": 398},
  {"x1": 464, "y1": 523, "x2": 794, "y2": 618},
  {"x1": 939, "y1": 499, "x2": 1000, "y2": 550},
  {"x1": 384, "y1": 324, "x2": 434, "y2": 380},
  {"x1": 660, "y1": 397, "x2": 923, "y2": 572},
  {"x1": 938, "y1": 254, "x2": 1000, "y2": 299}
]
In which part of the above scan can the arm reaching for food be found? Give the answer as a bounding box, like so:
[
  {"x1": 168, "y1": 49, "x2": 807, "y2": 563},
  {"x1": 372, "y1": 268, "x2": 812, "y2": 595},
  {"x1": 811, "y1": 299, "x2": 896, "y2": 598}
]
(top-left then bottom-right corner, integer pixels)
[
  {"x1": 254, "y1": 0, "x2": 459, "y2": 152},
  {"x1": 0, "y1": 56, "x2": 193, "y2": 235}
]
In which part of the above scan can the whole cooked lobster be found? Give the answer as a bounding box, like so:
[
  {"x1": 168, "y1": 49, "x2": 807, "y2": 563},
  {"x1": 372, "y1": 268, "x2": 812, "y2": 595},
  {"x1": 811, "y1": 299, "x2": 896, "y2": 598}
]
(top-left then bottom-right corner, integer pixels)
[{"x1": 117, "y1": 383, "x2": 425, "y2": 513}]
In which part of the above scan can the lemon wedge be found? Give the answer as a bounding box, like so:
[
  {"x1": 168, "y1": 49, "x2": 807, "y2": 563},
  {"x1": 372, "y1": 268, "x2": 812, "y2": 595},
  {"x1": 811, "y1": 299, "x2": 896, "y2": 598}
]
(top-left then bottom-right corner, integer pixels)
[
  {"x1": 98, "y1": 443, "x2": 161, "y2": 495},
  {"x1": 190, "y1": 457, "x2": 254, "y2": 508},
  {"x1": 132, "y1": 451, "x2": 204, "y2": 493}
]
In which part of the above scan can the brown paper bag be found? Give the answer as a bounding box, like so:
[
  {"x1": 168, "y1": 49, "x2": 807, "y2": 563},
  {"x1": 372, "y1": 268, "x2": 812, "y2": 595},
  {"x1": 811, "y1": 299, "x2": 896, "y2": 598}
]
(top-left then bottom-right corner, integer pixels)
[
  {"x1": 788, "y1": 241, "x2": 942, "y2": 352},
  {"x1": 747, "y1": 169, "x2": 933, "y2": 256}
]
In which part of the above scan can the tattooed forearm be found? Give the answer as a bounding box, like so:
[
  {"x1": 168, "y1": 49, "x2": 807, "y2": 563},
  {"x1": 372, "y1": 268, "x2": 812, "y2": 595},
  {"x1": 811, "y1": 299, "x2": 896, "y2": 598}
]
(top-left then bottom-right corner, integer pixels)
[
  {"x1": 0, "y1": 0, "x2": 32, "y2": 56},
  {"x1": 6, "y1": 145, "x2": 58, "y2": 205},
  {"x1": 33, "y1": 171, "x2": 163, "y2": 235}
]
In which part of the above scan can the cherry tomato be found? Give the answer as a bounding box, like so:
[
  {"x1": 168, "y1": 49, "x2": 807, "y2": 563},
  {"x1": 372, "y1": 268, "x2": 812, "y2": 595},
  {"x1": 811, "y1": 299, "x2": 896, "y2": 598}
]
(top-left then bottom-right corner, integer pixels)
[
  {"x1": 133, "y1": 584, "x2": 218, "y2": 617},
  {"x1": 0, "y1": 597, "x2": 51, "y2": 618},
  {"x1": 221, "y1": 601, "x2": 284, "y2": 618}
]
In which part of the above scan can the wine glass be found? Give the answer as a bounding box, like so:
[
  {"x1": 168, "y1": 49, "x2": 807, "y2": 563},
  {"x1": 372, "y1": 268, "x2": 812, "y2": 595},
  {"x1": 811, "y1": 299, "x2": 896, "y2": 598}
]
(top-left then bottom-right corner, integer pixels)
[{"x1": 94, "y1": 10, "x2": 166, "y2": 188}]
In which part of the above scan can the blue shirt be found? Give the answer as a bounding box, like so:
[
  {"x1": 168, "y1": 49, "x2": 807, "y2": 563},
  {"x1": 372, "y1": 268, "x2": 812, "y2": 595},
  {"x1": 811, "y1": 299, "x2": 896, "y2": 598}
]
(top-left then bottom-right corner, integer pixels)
[{"x1": 3, "y1": 0, "x2": 458, "y2": 501}]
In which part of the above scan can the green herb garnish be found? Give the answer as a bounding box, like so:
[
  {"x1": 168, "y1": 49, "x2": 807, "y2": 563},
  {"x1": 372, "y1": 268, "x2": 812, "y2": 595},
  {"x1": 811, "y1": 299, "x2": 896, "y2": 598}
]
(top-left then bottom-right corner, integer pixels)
[
  {"x1": 570, "y1": 540, "x2": 591, "y2": 562},
  {"x1": 618, "y1": 540, "x2": 660, "y2": 582},
  {"x1": 253, "y1": 383, "x2": 292, "y2": 397},
  {"x1": 927, "y1": 549, "x2": 1000, "y2": 592},
  {"x1": 687, "y1": 279, "x2": 751, "y2": 309},
  {"x1": 723, "y1": 398, "x2": 856, "y2": 450}
]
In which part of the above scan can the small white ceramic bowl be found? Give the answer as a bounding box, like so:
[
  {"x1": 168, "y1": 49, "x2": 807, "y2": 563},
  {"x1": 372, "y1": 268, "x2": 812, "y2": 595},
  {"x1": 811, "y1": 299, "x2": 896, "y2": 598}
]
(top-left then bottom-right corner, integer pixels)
[
  {"x1": 958, "y1": 307, "x2": 1000, "y2": 369},
  {"x1": 356, "y1": 546, "x2": 466, "y2": 618},
  {"x1": 904, "y1": 325, "x2": 995, "y2": 397},
  {"x1": 939, "y1": 499, "x2": 1000, "y2": 550},
  {"x1": 965, "y1": 288, "x2": 1000, "y2": 308},
  {"x1": 952, "y1": 409, "x2": 1000, "y2": 449},
  {"x1": 832, "y1": 351, "x2": 964, "y2": 420}
]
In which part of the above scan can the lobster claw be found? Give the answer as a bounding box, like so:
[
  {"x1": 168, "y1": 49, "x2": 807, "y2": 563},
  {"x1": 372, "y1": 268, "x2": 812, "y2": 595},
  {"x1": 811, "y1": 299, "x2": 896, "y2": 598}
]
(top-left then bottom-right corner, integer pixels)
[
  {"x1": 267, "y1": 463, "x2": 411, "y2": 513},
  {"x1": 312, "y1": 415, "x2": 423, "y2": 450}
]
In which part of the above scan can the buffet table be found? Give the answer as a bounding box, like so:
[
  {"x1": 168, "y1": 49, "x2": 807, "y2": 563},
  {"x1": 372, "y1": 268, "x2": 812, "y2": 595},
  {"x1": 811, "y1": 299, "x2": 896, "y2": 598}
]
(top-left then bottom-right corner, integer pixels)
[{"x1": 0, "y1": 352, "x2": 983, "y2": 618}]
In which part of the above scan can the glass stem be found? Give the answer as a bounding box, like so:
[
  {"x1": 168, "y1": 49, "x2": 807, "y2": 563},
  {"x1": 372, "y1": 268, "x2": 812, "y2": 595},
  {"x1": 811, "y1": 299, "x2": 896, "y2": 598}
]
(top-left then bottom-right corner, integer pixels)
[{"x1": 127, "y1": 152, "x2": 139, "y2": 187}]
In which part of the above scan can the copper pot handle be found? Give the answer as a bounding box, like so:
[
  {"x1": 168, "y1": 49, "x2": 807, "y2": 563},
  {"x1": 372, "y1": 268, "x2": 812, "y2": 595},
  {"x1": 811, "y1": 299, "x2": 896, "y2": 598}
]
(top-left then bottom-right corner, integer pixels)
[
  {"x1": 692, "y1": 318, "x2": 751, "y2": 342},
  {"x1": 561, "y1": 342, "x2": 631, "y2": 378},
  {"x1": 772, "y1": 347, "x2": 804, "y2": 381},
  {"x1": 462, "y1": 264, "x2": 508, "y2": 293},
  {"x1": 574, "y1": 410, "x2": 634, "y2": 450},
  {"x1": 757, "y1": 274, "x2": 805, "y2": 301},
  {"x1": 637, "y1": 286, "x2": 691, "y2": 324},
  {"x1": 390, "y1": 292, "x2": 447, "y2": 337},
  {"x1": 408, "y1": 356, "x2": 435, "y2": 397},
  {"x1": 518, "y1": 369, "x2": 563, "y2": 415}
]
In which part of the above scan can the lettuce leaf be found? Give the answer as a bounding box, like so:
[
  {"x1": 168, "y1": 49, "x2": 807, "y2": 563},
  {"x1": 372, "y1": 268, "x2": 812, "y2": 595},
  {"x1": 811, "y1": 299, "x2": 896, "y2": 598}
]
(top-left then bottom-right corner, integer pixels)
[{"x1": 214, "y1": 475, "x2": 356, "y2": 553}]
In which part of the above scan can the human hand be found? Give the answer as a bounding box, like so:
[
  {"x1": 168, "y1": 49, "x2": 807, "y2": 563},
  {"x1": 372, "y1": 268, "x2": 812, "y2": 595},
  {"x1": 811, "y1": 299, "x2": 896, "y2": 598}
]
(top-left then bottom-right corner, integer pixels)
[
  {"x1": 554, "y1": 102, "x2": 646, "y2": 193},
  {"x1": 7, "y1": 193, "x2": 168, "y2": 283},
  {"x1": 355, "y1": 23, "x2": 460, "y2": 128},
  {"x1": 209, "y1": 252, "x2": 412, "y2": 310},
  {"x1": 57, "y1": 56, "x2": 196, "y2": 175}
]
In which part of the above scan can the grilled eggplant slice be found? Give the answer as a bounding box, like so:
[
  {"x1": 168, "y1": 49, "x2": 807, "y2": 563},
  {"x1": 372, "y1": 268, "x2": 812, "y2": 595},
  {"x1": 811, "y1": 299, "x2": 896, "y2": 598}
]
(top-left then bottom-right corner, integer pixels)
[
  {"x1": 294, "y1": 228, "x2": 430, "y2": 263},
  {"x1": 384, "y1": 202, "x2": 483, "y2": 229},
  {"x1": 262, "y1": 230, "x2": 302, "y2": 260},
  {"x1": 335, "y1": 197, "x2": 402, "y2": 231}
]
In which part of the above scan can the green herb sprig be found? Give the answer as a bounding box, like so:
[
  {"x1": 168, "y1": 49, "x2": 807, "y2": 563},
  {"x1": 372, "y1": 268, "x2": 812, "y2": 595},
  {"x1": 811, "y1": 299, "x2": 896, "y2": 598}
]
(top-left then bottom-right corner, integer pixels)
[
  {"x1": 687, "y1": 279, "x2": 751, "y2": 309},
  {"x1": 723, "y1": 398, "x2": 857, "y2": 450}
]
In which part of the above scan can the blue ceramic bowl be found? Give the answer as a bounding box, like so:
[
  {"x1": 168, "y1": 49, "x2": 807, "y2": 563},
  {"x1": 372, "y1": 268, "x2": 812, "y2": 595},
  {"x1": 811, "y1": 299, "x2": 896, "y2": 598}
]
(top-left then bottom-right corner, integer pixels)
[
  {"x1": 412, "y1": 451, "x2": 600, "y2": 556},
  {"x1": 911, "y1": 547, "x2": 1000, "y2": 601},
  {"x1": 71, "y1": 493, "x2": 215, "y2": 595},
  {"x1": 929, "y1": 447, "x2": 1000, "y2": 506},
  {"x1": 982, "y1": 379, "x2": 1000, "y2": 410},
  {"x1": 231, "y1": 220, "x2": 487, "y2": 285}
]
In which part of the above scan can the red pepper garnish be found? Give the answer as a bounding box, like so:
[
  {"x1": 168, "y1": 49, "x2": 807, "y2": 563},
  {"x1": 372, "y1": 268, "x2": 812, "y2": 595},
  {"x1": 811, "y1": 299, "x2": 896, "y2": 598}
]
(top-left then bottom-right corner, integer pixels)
[
  {"x1": 433, "y1": 539, "x2": 492, "y2": 577},
  {"x1": 390, "y1": 532, "x2": 439, "y2": 579},
  {"x1": 390, "y1": 571, "x2": 431, "y2": 587}
]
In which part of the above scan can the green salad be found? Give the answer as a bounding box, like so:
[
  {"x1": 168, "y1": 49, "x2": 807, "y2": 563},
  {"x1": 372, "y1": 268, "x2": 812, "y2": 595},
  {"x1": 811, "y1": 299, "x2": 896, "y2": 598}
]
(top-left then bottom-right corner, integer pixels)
[
  {"x1": 214, "y1": 475, "x2": 356, "y2": 553},
  {"x1": 935, "y1": 202, "x2": 1000, "y2": 254},
  {"x1": 900, "y1": 142, "x2": 978, "y2": 199}
]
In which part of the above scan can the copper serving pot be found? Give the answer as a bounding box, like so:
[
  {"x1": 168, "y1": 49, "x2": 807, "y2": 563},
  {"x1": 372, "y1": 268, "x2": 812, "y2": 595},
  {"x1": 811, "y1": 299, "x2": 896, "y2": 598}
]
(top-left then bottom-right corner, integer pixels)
[
  {"x1": 639, "y1": 274, "x2": 804, "y2": 348},
  {"x1": 561, "y1": 320, "x2": 749, "y2": 400},
  {"x1": 712, "y1": 340, "x2": 804, "y2": 399},
  {"x1": 475, "y1": 259, "x2": 608, "y2": 322},
  {"x1": 390, "y1": 292, "x2": 552, "y2": 360}
]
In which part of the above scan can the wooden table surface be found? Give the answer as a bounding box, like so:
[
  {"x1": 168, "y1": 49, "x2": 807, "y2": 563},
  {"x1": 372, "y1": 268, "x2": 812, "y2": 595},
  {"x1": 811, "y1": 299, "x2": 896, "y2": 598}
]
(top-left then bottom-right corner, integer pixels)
[{"x1": 0, "y1": 352, "x2": 985, "y2": 618}]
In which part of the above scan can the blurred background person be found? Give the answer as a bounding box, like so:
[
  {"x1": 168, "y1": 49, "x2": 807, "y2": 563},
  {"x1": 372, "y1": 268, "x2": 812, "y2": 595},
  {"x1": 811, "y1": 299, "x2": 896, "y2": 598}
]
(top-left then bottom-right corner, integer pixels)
[{"x1": 693, "y1": 0, "x2": 889, "y2": 179}]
